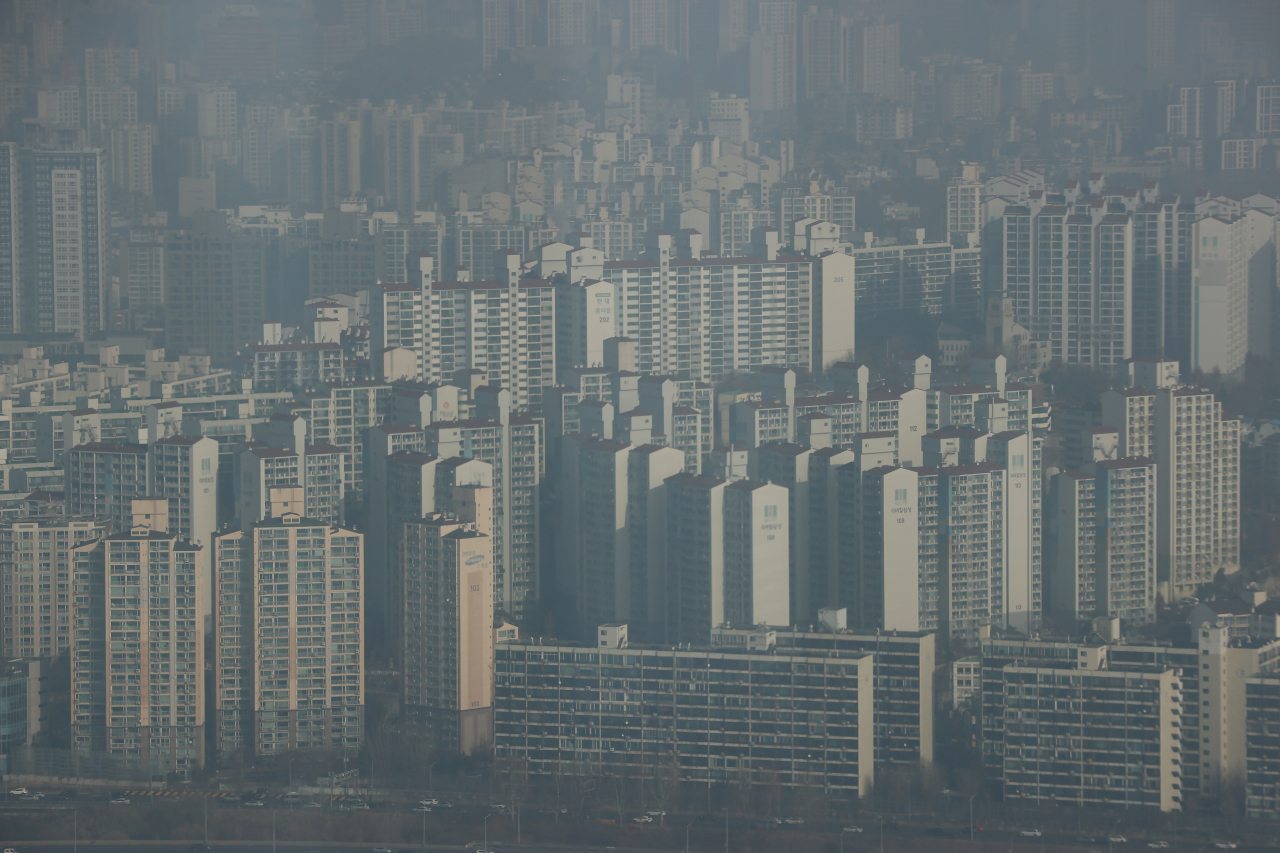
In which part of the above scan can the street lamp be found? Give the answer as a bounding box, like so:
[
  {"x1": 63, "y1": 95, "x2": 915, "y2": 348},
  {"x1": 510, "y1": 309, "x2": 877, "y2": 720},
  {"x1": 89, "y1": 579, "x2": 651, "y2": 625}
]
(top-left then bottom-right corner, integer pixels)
[
  {"x1": 840, "y1": 826, "x2": 853, "y2": 853},
  {"x1": 484, "y1": 811, "x2": 492, "y2": 852},
  {"x1": 969, "y1": 793, "x2": 977, "y2": 842},
  {"x1": 686, "y1": 821, "x2": 694, "y2": 853}
]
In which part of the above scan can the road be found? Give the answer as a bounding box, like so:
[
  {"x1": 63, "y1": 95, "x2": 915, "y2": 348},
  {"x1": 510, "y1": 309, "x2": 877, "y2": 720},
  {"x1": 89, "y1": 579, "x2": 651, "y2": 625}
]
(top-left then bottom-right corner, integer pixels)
[{"x1": 1, "y1": 792, "x2": 1270, "y2": 852}]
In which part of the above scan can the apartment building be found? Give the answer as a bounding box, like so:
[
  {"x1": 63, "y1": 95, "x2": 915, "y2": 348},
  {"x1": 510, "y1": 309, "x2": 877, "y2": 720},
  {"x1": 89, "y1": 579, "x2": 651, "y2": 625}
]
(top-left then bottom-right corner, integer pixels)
[
  {"x1": 1048, "y1": 457, "x2": 1157, "y2": 625},
  {"x1": 849, "y1": 447, "x2": 1019, "y2": 641},
  {"x1": 236, "y1": 445, "x2": 346, "y2": 529},
  {"x1": 663, "y1": 473, "x2": 789, "y2": 646},
  {"x1": 376, "y1": 253, "x2": 557, "y2": 411},
  {"x1": 982, "y1": 627, "x2": 1280, "y2": 806},
  {"x1": 401, "y1": 510, "x2": 494, "y2": 755},
  {"x1": 1001, "y1": 204, "x2": 1134, "y2": 367},
  {"x1": 250, "y1": 343, "x2": 345, "y2": 392},
  {"x1": 423, "y1": 387, "x2": 543, "y2": 621},
  {"x1": 163, "y1": 228, "x2": 269, "y2": 361},
  {"x1": 712, "y1": 617, "x2": 935, "y2": 769},
  {"x1": 1154, "y1": 387, "x2": 1240, "y2": 601},
  {"x1": 493, "y1": 634, "x2": 874, "y2": 797},
  {"x1": 147, "y1": 435, "x2": 219, "y2": 552},
  {"x1": 65, "y1": 442, "x2": 149, "y2": 530},
  {"x1": 69, "y1": 503, "x2": 205, "y2": 775},
  {"x1": 213, "y1": 512, "x2": 364, "y2": 758},
  {"x1": 0, "y1": 517, "x2": 106, "y2": 660}
]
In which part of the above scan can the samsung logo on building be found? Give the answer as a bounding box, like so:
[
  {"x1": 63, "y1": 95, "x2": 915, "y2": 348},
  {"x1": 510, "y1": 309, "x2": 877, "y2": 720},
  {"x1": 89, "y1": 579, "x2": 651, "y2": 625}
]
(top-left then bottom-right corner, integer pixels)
[{"x1": 465, "y1": 553, "x2": 486, "y2": 565}]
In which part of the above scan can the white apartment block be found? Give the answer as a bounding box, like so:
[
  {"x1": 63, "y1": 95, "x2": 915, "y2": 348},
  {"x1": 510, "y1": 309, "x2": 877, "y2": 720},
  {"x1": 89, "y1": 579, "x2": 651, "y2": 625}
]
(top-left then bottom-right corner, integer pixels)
[
  {"x1": 214, "y1": 513, "x2": 364, "y2": 757},
  {"x1": 947, "y1": 179, "x2": 982, "y2": 241},
  {"x1": 663, "y1": 473, "x2": 789, "y2": 646},
  {"x1": 1190, "y1": 210, "x2": 1276, "y2": 376},
  {"x1": 778, "y1": 185, "x2": 855, "y2": 240},
  {"x1": 147, "y1": 435, "x2": 219, "y2": 551},
  {"x1": 556, "y1": 437, "x2": 684, "y2": 641},
  {"x1": 592, "y1": 229, "x2": 827, "y2": 380},
  {"x1": 708, "y1": 92, "x2": 749, "y2": 144},
  {"x1": 401, "y1": 510, "x2": 495, "y2": 755},
  {"x1": 382, "y1": 252, "x2": 556, "y2": 411},
  {"x1": 1155, "y1": 386, "x2": 1240, "y2": 601},
  {"x1": 424, "y1": 388, "x2": 543, "y2": 621},
  {"x1": 839, "y1": 237, "x2": 982, "y2": 318},
  {"x1": 1048, "y1": 457, "x2": 1157, "y2": 626},
  {"x1": 1001, "y1": 204, "x2": 1134, "y2": 367},
  {"x1": 66, "y1": 442, "x2": 149, "y2": 530},
  {"x1": 71, "y1": 517, "x2": 206, "y2": 775},
  {"x1": 852, "y1": 446, "x2": 1020, "y2": 641},
  {"x1": 237, "y1": 445, "x2": 346, "y2": 529},
  {"x1": 0, "y1": 517, "x2": 105, "y2": 660},
  {"x1": 1257, "y1": 84, "x2": 1280, "y2": 134}
]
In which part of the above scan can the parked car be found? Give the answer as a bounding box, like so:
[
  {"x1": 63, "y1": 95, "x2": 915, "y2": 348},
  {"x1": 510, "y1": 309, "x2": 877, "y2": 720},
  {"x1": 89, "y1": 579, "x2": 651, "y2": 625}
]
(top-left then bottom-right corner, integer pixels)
[
  {"x1": 1021, "y1": 830, "x2": 1042, "y2": 838},
  {"x1": 242, "y1": 800, "x2": 265, "y2": 808}
]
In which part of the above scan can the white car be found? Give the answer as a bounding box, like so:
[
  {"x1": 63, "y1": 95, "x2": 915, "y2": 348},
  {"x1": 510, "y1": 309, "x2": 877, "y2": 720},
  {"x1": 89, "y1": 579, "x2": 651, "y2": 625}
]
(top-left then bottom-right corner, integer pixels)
[
  {"x1": 8, "y1": 788, "x2": 27, "y2": 796},
  {"x1": 373, "y1": 848, "x2": 393, "y2": 853},
  {"x1": 632, "y1": 815, "x2": 653, "y2": 823},
  {"x1": 420, "y1": 798, "x2": 439, "y2": 806},
  {"x1": 844, "y1": 826, "x2": 864, "y2": 833},
  {"x1": 1148, "y1": 843, "x2": 1170, "y2": 850},
  {"x1": 1214, "y1": 844, "x2": 1238, "y2": 850},
  {"x1": 646, "y1": 809, "x2": 665, "y2": 816},
  {"x1": 1109, "y1": 837, "x2": 1128, "y2": 844},
  {"x1": 5, "y1": 847, "x2": 18, "y2": 853},
  {"x1": 1021, "y1": 830, "x2": 1042, "y2": 837},
  {"x1": 413, "y1": 805, "x2": 432, "y2": 813},
  {"x1": 110, "y1": 798, "x2": 131, "y2": 805}
]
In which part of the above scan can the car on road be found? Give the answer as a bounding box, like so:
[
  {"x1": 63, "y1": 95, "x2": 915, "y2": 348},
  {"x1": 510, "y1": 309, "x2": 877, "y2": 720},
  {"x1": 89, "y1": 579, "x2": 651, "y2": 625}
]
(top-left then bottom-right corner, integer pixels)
[
  {"x1": 1076, "y1": 839, "x2": 1096, "y2": 845},
  {"x1": 1148, "y1": 843, "x2": 1170, "y2": 849},
  {"x1": 5, "y1": 847, "x2": 19, "y2": 853},
  {"x1": 1109, "y1": 837, "x2": 1128, "y2": 844},
  {"x1": 1021, "y1": 829, "x2": 1042, "y2": 837},
  {"x1": 844, "y1": 826, "x2": 864, "y2": 833},
  {"x1": 413, "y1": 806, "x2": 432, "y2": 813},
  {"x1": 632, "y1": 815, "x2": 652, "y2": 823},
  {"x1": 110, "y1": 798, "x2": 130, "y2": 805},
  {"x1": 420, "y1": 798, "x2": 439, "y2": 806},
  {"x1": 647, "y1": 809, "x2": 665, "y2": 816},
  {"x1": 373, "y1": 848, "x2": 393, "y2": 853},
  {"x1": 242, "y1": 800, "x2": 265, "y2": 807},
  {"x1": 783, "y1": 817, "x2": 805, "y2": 826},
  {"x1": 751, "y1": 818, "x2": 781, "y2": 830},
  {"x1": 18, "y1": 795, "x2": 40, "y2": 801},
  {"x1": 436, "y1": 800, "x2": 453, "y2": 808},
  {"x1": 8, "y1": 788, "x2": 27, "y2": 795},
  {"x1": 303, "y1": 802, "x2": 322, "y2": 809},
  {"x1": 1214, "y1": 844, "x2": 1238, "y2": 850}
]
